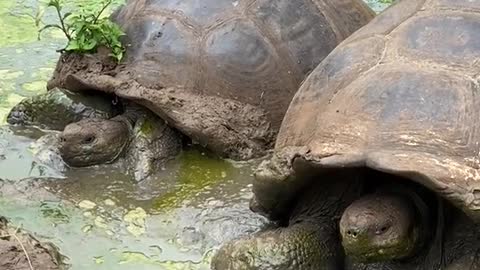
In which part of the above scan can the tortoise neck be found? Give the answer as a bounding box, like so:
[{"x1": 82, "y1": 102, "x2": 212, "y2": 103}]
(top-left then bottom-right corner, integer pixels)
[
  {"x1": 122, "y1": 102, "x2": 146, "y2": 125},
  {"x1": 288, "y1": 172, "x2": 364, "y2": 225},
  {"x1": 111, "y1": 101, "x2": 146, "y2": 128}
]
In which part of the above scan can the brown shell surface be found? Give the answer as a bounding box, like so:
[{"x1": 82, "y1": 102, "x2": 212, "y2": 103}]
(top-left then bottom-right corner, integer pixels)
[
  {"x1": 106, "y1": 0, "x2": 374, "y2": 159},
  {"x1": 271, "y1": 0, "x2": 480, "y2": 220}
]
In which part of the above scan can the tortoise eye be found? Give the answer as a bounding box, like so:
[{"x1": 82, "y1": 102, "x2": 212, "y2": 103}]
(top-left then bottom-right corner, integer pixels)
[{"x1": 376, "y1": 225, "x2": 390, "y2": 235}]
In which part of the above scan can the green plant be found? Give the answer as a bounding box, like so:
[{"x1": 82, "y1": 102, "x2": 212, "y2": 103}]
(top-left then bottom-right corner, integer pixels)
[{"x1": 37, "y1": 0, "x2": 126, "y2": 62}]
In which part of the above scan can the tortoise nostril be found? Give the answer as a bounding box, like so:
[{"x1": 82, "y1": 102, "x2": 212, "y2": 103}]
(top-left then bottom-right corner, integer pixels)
[
  {"x1": 60, "y1": 136, "x2": 67, "y2": 143},
  {"x1": 346, "y1": 229, "x2": 358, "y2": 238},
  {"x1": 82, "y1": 136, "x2": 95, "y2": 144}
]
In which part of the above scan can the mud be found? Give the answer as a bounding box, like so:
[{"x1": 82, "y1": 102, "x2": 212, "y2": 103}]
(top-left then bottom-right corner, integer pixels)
[{"x1": 0, "y1": 216, "x2": 63, "y2": 270}]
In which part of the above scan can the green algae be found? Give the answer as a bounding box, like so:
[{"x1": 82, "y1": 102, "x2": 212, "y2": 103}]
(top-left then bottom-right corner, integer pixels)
[
  {"x1": 0, "y1": 1, "x2": 39, "y2": 47},
  {"x1": 22, "y1": 80, "x2": 47, "y2": 92},
  {"x1": 152, "y1": 149, "x2": 233, "y2": 211},
  {"x1": 139, "y1": 118, "x2": 155, "y2": 136},
  {"x1": 0, "y1": 70, "x2": 22, "y2": 122},
  {"x1": 118, "y1": 250, "x2": 211, "y2": 269},
  {"x1": 32, "y1": 67, "x2": 55, "y2": 80},
  {"x1": 0, "y1": 70, "x2": 23, "y2": 95},
  {"x1": 123, "y1": 207, "x2": 147, "y2": 237},
  {"x1": 0, "y1": 70, "x2": 24, "y2": 80},
  {"x1": 39, "y1": 201, "x2": 71, "y2": 224}
]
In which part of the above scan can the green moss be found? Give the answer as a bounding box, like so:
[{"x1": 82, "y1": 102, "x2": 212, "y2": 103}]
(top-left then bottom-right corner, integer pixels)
[
  {"x1": 152, "y1": 149, "x2": 233, "y2": 211},
  {"x1": 139, "y1": 118, "x2": 155, "y2": 135}
]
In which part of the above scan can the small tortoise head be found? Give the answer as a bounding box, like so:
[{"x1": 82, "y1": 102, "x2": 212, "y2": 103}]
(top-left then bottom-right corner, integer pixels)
[
  {"x1": 7, "y1": 102, "x2": 32, "y2": 126},
  {"x1": 59, "y1": 118, "x2": 130, "y2": 167},
  {"x1": 339, "y1": 193, "x2": 420, "y2": 263}
]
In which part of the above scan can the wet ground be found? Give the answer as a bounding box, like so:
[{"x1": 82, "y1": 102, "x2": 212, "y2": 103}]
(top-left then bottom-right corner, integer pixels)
[{"x1": 0, "y1": 1, "x2": 391, "y2": 269}]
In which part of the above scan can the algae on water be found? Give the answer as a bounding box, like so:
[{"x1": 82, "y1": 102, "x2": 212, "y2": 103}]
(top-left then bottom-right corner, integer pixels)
[
  {"x1": 152, "y1": 149, "x2": 234, "y2": 211},
  {"x1": 0, "y1": 1, "x2": 38, "y2": 47}
]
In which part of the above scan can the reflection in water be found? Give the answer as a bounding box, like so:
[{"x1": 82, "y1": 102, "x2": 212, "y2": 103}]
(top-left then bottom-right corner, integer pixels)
[{"x1": 0, "y1": 0, "x2": 392, "y2": 268}]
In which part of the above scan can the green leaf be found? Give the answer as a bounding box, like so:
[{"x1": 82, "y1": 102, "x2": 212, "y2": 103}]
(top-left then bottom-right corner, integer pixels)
[
  {"x1": 65, "y1": 40, "x2": 80, "y2": 51},
  {"x1": 40, "y1": 0, "x2": 126, "y2": 59},
  {"x1": 62, "y1": 12, "x2": 72, "y2": 20},
  {"x1": 83, "y1": 39, "x2": 98, "y2": 51},
  {"x1": 47, "y1": 0, "x2": 60, "y2": 9}
]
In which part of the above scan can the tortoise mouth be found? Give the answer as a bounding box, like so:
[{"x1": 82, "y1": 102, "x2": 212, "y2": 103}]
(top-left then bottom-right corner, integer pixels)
[
  {"x1": 60, "y1": 150, "x2": 125, "y2": 167},
  {"x1": 342, "y1": 228, "x2": 419, "y2": 263}
]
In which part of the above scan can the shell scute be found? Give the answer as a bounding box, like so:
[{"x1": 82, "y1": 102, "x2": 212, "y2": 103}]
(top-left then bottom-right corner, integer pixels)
[
  {"x1": 145, "y1": 0, "x2": 243, "y2": 27},
  {"x1": 248, "y1": 0, "x2": 338, "y2": 77},
  {"x1": 392, "y1": 14, "x2": 480, "y2": 68}
]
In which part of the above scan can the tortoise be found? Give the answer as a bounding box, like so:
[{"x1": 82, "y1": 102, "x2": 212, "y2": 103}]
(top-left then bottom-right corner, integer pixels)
[
  {"x1": 46, "y1": 0, "x2": 375, "y2": 167},
  {"x1": 7, "y1": 88, "x2": 181, "y2": 181},
  {"x1": 60, "y1": 103, "x2": 182, "y2": 181},
  {"x1": 211, "y1": 0, "x2": 480, "y2": 269}
]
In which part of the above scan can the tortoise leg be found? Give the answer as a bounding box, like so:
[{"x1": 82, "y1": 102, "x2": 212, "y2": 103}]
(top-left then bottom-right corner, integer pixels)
[{"x1": 211, "y1": 220, "x2": 343, "y2": 270}]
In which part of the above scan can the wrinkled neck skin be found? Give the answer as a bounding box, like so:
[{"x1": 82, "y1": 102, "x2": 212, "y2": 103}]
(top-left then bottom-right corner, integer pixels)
[
  {"x1": 289, "y1": 172, "x2": 364, "y2": 226},
  {"x1": 285, "y1": 175, "x2": 366, "y2": 267},
  {"x1": 111, "y1": 102, "x2": 146, "y2": 129}
]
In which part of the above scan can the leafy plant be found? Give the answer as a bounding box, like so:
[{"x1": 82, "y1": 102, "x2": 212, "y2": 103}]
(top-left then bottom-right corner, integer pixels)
[{"x1": 37, "y1": 0, "x2": 126, "y2": 62}]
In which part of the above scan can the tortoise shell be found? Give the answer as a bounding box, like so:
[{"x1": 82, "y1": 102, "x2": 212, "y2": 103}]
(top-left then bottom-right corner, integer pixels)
[
  {"x1": 48, "y1": 0, "x2": 374, "y2": 159},
  {"x1": 254, "y1": 0, "x2": 480, "y2": 221}
]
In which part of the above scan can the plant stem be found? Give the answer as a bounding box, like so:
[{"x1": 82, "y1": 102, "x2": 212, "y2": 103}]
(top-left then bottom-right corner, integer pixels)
[
  {"x1": 93, "y1": 0, "x2": 112, "y2": 24},
  {"x1": 55, "y1": 5, "x2": 71, "y2": 41}
]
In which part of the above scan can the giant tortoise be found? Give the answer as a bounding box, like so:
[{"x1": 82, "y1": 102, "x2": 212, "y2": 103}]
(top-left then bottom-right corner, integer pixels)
[
  {"x1": 212, "y1": 0, "x2": 480, "y2": 269},
  {"x1": 45, "y1": 0, "x2": 374, "y2": 169}
]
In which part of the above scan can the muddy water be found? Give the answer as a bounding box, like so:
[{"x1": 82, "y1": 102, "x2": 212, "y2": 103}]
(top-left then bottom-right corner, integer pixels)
[{"x1": 0, "y1": 1, "x2": 391, "y2": 269}]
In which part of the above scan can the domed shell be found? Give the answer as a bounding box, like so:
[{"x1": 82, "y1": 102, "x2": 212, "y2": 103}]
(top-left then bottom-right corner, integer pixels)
[
  {"x1": 97, "y1": 0, "x2": 374, "y2": 159},
  {"x1": 256, "y1": 0, "x2": 480, "y2": 221}
]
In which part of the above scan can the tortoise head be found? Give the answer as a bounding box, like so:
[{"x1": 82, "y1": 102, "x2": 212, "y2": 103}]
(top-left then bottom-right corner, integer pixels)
[
  {"x1": 339, "y1": 192, "x2": 421, "y2": 263},
  {"x1": 59, "y1": 118, "x2": 130, "y2": 167},
  {"x1": 7, "y1": 98, "x2": 40, "y2": 127}
]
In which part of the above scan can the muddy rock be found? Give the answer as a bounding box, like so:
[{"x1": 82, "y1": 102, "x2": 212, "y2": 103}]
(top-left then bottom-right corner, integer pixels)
[{"x1": 0, "y1": 216, "x2": 65, "y2": 270}]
